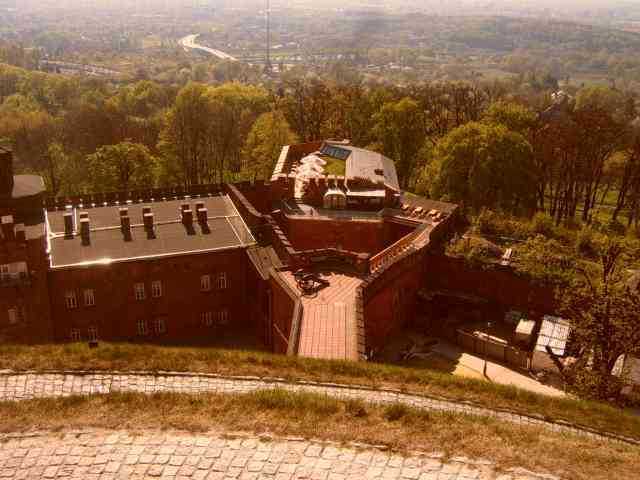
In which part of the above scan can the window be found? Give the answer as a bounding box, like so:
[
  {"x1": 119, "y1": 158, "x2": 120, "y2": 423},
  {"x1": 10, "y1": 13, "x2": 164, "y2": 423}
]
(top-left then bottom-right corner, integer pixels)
[
  {"x1": 155, "y1": 318, "x2": 166, "y2": 335},
  {"x1": 151, "y1": 280, "x2": 162, "y2": 298},
  {"x1": 217, "y1": 309, "x2": 229, "y2": 326},
  {"x1": 7, "y1": 308, "x2": 17, "y2": 325},
  {"x1": 84, "y1": 289, "x2": 95, "y2": 307},
  {"x1": 87, "y1": 326, "x2": 98, "y2": 342},
  {"x1": 217, "y1": 272, "x2": 227, "y2": 290},
  {"x1": 0, "y1": 264, "x2": 9, "y2": 282},
  {"x1": 201, "y1": 311, "x2": 213, "y2": 327},
  {"x1": 137, "y1": 319, "x2": 148, "y2": 336},
  {"x1": 200, "y1": 274, "x2": 211, "y2": 292},
  {"x1": 65, "y1": 291, "x2": 78, "y2": 309},
  {"x1": 134, "y1": 283, "x2": 146, "y2": 301},
  {"x1": 70, "y1": 329, "x2": 81, "y2": 342}
]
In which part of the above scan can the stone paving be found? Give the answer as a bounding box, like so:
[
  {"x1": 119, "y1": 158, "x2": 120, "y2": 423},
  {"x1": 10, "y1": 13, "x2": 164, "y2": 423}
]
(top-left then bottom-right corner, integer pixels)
[
  {"x1": 0, "y1": 372, "x2": 635, "y2": 446},
  {"x1": 0, "y1": 429, "x2": 559, "y2": 479}
]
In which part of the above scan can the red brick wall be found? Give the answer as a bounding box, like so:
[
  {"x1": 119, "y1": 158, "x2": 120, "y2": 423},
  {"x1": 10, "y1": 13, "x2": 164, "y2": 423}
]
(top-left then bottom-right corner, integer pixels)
[
  {"x1": 48, "y1": 248, "x2": 250, "y2": 343},
  {"x1": 284, "y1": 217, "x2": 386, "y2": 255},
  {"x1": 424, "y1": 255, "x2": 556, "y2": 313},
  {"x1": 362, "y1": 251, "x2": 425, "y2": 352}
]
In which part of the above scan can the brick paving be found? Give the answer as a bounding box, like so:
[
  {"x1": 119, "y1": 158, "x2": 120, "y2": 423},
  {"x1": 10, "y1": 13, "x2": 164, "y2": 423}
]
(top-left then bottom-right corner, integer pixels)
[
  {"x1": 0, "y1": 429, "x2": 559, "y2": 479},
  {"x1": 282, "y1": 270, "x2": 363, "y2": 361},
  {"x1": 0, "y1": 372, "x2": 635, "y2": 446}
]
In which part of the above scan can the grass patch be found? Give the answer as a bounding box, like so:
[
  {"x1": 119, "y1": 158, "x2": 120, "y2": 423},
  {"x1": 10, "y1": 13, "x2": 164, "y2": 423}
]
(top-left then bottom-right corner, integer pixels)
[
  {"x1": 324, "y1": 157, "x2": 346, "y2": 176},
  {"x1": 1, "y1": 342, "x2": 640, "y2": 440},
  {"x1": 0, "y1": 390, "x2": 637, "y2": 480}
]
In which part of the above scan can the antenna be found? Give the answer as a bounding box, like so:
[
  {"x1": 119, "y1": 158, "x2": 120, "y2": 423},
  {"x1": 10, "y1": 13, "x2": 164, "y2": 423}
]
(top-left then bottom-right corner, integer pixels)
[{"x1": 265, "y1": 0, "x2": 272, "y2": 75}]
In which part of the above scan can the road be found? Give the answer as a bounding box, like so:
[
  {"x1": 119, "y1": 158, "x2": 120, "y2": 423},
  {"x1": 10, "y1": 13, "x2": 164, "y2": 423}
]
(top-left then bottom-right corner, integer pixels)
[{"x1": 179, "y1": 34, "x2": 238, "y2": 62}]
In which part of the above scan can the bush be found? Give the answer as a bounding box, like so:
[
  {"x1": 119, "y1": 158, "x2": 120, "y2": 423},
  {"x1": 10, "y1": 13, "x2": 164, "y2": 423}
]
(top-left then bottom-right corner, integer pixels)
[
  {"x1": 383, "y1": 403, "x2": 410, "y2": 422},
  {"x1": 345, "y1": 399, "x2": 368, "y2": 418},
  {"x1": 530, "y1": 212, "x2": 555, "y2": 237},
  {"x1": 576, "y1": 226, "x2": 600, "y2": 257}
]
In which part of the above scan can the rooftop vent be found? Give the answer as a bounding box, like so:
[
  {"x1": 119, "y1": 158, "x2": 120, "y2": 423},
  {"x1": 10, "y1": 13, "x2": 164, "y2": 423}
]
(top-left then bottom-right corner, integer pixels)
[
  {"x1": 182, "y1": 209, "x2": 193, "y2": 225},
  {"x1": 196, "y1": 207, "x2": 208, "y2": 225},
  {"x1": 119, "y1": 207, "x2": 129, "y2": 218},
  {"x1": 143, "y1": 212, "x2": 154, "y2": 230},
  {"x1": 120, "y1": 215, "x2": 132, "y2": 242}
]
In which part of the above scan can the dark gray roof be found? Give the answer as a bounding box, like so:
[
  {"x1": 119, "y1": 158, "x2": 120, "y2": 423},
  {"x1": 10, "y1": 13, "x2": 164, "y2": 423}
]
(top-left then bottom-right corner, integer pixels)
[{"x1": 47, "y1": 195, "x2": 255, "y2": 268}]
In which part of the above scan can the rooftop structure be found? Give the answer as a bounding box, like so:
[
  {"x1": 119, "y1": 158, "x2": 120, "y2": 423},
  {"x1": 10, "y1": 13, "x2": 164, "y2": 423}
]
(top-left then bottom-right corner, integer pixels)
[{"x1": 46, "y1": 195, "x2": 255, "y2": 269}]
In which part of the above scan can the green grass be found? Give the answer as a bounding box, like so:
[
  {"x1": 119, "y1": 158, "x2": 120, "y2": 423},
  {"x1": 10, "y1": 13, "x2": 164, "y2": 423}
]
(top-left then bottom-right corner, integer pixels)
[
  {"x1": 1, "y1": 390, "x2": 637, "y2": 480},
  {"x1": 2, "y1": 342, "x2": 639, "y2": 440},
  {"x1": 323, "y1": 157, "x2": 346, "y2": 176}
]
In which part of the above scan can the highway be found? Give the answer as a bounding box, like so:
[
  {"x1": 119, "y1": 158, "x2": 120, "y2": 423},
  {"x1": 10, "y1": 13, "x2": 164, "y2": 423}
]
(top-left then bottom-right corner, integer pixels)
[{"x1": 179, "y1": 34, "x2": 238, "y2": 62}]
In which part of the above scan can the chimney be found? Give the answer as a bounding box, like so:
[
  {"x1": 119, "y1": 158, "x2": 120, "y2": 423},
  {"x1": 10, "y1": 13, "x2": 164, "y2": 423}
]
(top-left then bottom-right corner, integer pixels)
[
  {"x1": 63, "y1": 212, "x2": 74, "y2": 237},
  {"x1": 79, "y1": 217, "x2": 90, "y2": 245},
  {"x1": 120, "y1": 216, "x2": 131, "y2": 233},
  {"x1": 181, "y1": 202, "x2": 191, "y2": 213},
  {"x1": 119, "y1": 207, "x2": 129, "y2": 218},
  {"x1": 143, "y1": 212, "x2": 154, "y2": 230},
  {"x1": 182, "y1": 208, "x2": 193, "y2": 225},
  {"x1": 195, "y1": 201, "x2": 205, "y2": 212},
  {"x1": 1, "y1": 215, "x2": 15, "y2": 241},
  {"x1": 0, "y1": 146, "x2": 14, "y2": 198},
  {"x1": 142, "y1": 206, "x2": 151, "y2": 223},
  {"x1": 14, "y1": 224, "x2": 26, "y2": 243},
  {"x1": 197, "y1": 207, "x2": 208, "y2": 224}
]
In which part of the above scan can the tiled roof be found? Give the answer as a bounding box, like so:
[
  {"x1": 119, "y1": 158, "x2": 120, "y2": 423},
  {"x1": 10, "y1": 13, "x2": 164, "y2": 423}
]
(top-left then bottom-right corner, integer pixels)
[{"x1": 47, "y1": 195, "x2": 255, "y2": 268}]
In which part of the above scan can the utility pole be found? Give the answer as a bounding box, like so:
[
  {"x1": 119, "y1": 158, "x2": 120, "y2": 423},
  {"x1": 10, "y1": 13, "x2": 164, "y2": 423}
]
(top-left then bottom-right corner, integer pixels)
[{"x1": 265, "y1": 0, "x2": 272, "y2": 75}]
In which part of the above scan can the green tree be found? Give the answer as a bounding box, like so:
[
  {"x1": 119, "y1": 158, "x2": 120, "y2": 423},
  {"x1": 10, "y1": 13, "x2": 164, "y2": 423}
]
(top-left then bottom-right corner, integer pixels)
[
  {"x1": 431, "y1": 122, "x2": 537, "y2": 214},
  {"x1": 482, "y1": 101, "x2": 537, "y2": 136},
  {"x1": 560, "y1": 240, "x2": 640, "y2": 399},
  {"x1": 371, "y1": 97, "x2": 426, "y2": 188},
  {"x1": 86, "y1": 142, "x2": 157, "y2": 193},
  {"x1": 241, "y1": 111, "x2": 297, "y2": 180}
]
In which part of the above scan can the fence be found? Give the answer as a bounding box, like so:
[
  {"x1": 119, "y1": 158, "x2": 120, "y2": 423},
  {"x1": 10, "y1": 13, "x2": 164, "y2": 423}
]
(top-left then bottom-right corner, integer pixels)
[{"x1": 456, "y1": 329, "x2": 530, "y2": 370}]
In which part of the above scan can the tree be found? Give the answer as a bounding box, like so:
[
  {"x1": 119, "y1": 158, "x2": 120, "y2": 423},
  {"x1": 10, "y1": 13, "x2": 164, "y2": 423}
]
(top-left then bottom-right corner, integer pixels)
[
  {"x1": 560, "y1": 240, "x2": 640, "y2": 399},
  {"x1": 86, "y1": 142, "x2": 157, "y2": 193},
  {"x1": 482, "y1": 101, "x2": 537, "y2": 136},
  {"x1": 241, "y1": 111, "x2": 297, "y2": 181},
  {"x1": 371, "y1": 97, "x2": 426, "y2": 188},
  {"x1": 431, "y1": 122, "x2": 537, "y2": 214},
  {"x1": 158, "y1": 82, "x2": 212, "y2": 187}
]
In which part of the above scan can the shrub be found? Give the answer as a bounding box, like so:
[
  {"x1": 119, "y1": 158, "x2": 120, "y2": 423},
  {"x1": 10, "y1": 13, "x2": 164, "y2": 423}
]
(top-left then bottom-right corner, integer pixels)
[
  {"x1": 345, "y1": 399, "x2": 368, "y2": 418},
  {"x1": 530, "y1": 212, "x2": 555, "y2": 237},
  {"x1": 576, "y1": 226, "x2": 599, "y2": 257},
  {"x1": 383, "y1": 403, "x2": 410, "y2": 422}
]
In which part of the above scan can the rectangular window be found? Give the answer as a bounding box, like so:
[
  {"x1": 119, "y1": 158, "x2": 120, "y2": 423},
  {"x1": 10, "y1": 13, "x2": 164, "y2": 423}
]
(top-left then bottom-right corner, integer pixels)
[
  {"x1": 217, "y1": 309, "x2": 229, "y2": 326},
  {"x1": 200, "y1": 274, "x2": 211, "y2": 292},
  {"x1": 84, "y1": 289, "x2": 95, "y2": 307},
  {"x1": 155, "y1": 318, "x2": 166, "y2": 335},
  {"x1": 201, "y1": 311, "x2": 213, "y2": 327},
  {"x1": 87, "y1": 326, "x2": 98, "y2": 342},
  {"x1": 7, "y1": 308, "x2": 17, "y2": 325},
  {"x1": 0, "y1": 264, "x2": 9, "y2": 282},
  {"x1": 65, "y1": 291, "x2": 78, "y2": 309},
  {"x1": 134, "y1": 283, "x2": 146, "y2": 301},
  {"x1": 70, "y1": 329, "x2": 81, "y2": 342},
  {"x1": 151, "y1": 280, "x2": 162, "y2": 298},
  {"x1": 217, "y1": 272, "x2": 227, "y2": 290},
  {"x1": 137, "y1": 319, "x2": 148, "y2": 336}
]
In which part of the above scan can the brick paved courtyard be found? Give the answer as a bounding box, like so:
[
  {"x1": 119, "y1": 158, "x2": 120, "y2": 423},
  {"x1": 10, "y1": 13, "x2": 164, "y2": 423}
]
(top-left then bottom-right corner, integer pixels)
[{"x1": 0, "y1": 430, "x2": 558, "y2": 480}]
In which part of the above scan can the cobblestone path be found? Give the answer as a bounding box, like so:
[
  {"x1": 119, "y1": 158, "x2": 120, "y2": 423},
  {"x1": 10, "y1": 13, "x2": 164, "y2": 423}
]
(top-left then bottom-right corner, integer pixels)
[
  {"x1": 0, "y1": 372, "x2": 635, "y2": 446},
  {"x1": 0, "y1": 430, "x2": 559, "y2": 479}
]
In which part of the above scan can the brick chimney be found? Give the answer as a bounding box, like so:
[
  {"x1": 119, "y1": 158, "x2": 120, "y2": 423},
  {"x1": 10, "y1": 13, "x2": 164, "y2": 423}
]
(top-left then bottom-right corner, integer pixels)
[
  {"x1": 1, "y1": 215, "x2": 15, "y2": 241},
  {"x1": 197, "y1": 207, "x2": 208, "y2": 224},
  {"x1": 181, "y1": 209, "x2": 193, "y2": 225},
  {"x1": 63, "y1": 212, "x2": 74, "y2": 237},
  {"x1": 143, "y1": 212, "x2": 154, "y2": 230},
  {"x1": 0, "y1": 146, "x2": 14, "y2": 198},
  {"x1": 79, "y1": 217, "x2": 90, "y2": 246}
]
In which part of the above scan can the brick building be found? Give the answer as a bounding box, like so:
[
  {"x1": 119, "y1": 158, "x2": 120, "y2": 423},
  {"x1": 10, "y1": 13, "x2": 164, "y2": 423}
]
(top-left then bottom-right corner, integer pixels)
[{"x1": 0, "y1": 142, "x2": 462, "y2": 361}]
